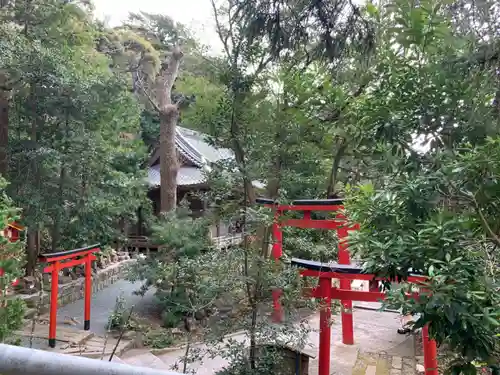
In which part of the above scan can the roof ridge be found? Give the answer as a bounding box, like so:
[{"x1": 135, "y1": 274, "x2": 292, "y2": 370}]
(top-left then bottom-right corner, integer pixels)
[{"x1": 175, "y1": 128, "x2": 206, "y2": 167}]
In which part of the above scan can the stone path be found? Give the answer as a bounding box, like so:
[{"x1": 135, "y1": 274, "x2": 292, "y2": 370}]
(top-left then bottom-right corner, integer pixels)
[
  {"x1": 17, "y1": 277, "x2": 420, "y2": 374},
  {"x1": 15, "y1": 279, "x2": 155, "y2": 354},
  {"x1": 352, "y1": 352, "x2": 416, "y2": 375},
  {"x1": 53, "y1": 279, "x2": 156, "y2": 336},
  {"x1": 119, "y1": 308, "x2": 417, "y2": 375}
]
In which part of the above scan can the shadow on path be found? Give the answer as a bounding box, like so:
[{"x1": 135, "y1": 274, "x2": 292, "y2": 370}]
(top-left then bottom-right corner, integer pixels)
[{"x1": 55, "y1": 280, "x2": 156, "y2": 336}]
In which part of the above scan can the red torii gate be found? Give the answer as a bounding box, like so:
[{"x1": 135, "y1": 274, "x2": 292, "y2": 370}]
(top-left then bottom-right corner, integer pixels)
[
  {"x1": 256, "y1": 198, "x2": 438, "y2": 375},
  {"x1": 38, "y1": 244, "x2": 100, "y2": 348}
]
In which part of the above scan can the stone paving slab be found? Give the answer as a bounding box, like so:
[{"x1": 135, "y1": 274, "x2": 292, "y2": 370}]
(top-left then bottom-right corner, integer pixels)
[
  {"x1": 353, "y1": 352, "x2": 416, "y2": 375},
  {"x1": 15, "y1": 322, "x2": 133, "y2": 359},
  {"x1": 58, "y1": 335, "x2": 132, "y2": 358},
  {"x1": 51, "y1": 279, "x2": 156, "y2": 336},
  {"x1": 14, "y1": 323, "x2": 94, "y2": 344},
  {"x1": 146, "y1": 307, "x2": 416, "y2": 375}
]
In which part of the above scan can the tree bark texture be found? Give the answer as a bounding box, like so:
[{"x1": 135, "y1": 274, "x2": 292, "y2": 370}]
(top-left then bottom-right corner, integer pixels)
[
  {"x1": 159, "y1": 107, "x2": 179, "y2": 212},
  {"x1": 326, "y1": 139, "x2": 347, "y2": 198},
  {"x1": 0, "y1": 86, "x2": 9, "y2": 178},
  {"x1": 154, "y1": 46, "x2": 183, "y2": 214},
  {"x1": 25, "y1": 228, "x2": 38, "y2": 277}
]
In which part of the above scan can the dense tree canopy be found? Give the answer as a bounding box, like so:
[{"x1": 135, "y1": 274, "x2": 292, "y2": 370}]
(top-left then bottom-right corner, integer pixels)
[{"x1": 0, "y1": 0, "x2": 499, "y2": 372}]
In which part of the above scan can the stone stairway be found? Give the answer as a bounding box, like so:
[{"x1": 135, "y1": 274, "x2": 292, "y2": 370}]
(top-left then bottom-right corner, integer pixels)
[
  {"x1": 116, "y1": 331, "x2": 248, "y2": 375},
  {"x1": 15, "y1": 322, "x2": 134, "y2": 360}
]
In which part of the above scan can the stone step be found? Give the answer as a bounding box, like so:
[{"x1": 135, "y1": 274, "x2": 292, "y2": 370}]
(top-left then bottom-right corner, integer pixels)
[
  {"x1": 123, "y1": 351, "x2": 171, "y2": 370},
  {"x1": 15, "y1": 323, "x2": 95, "y2": 345},
  {"x1": 352, "y1": 352, "x2": 416, "y2": 375},
  {"x1": 61, "y1": 336, "x2": 133, "y2": 358}
]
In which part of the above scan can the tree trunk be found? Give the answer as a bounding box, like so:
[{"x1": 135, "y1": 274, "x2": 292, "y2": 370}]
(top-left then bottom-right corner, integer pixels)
[
  {"x1": 0, "y1": 85, "x2": 9, "y2": 178},
  {"x1": 326, "y1": 139, "x2": 347, "y2": 198},
  {"x1": 159, "y1": 106, "x2": 179, "y2": 213},
  {"x1": 153, "y1": 46, "x2": 183, "y2": 214},
  {"x1": 26, "y1": 84, "x2": 40, "y2": 274},
  {"x1": 51, "y1": 165, "x2": 65, "y2": 251},
  {"x1": 25, "y1": 228, "x2": 38, "y2": 276}
]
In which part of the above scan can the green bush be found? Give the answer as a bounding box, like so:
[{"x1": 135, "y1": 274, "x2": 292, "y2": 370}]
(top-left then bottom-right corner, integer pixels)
[{"x1": 0, "y1": 177, "x2": 26, "y2": 342}]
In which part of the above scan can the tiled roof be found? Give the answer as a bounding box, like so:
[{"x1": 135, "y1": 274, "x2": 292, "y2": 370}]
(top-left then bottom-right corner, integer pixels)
[
  {"x1": 148, "y1": 164, "x2": 207, "y2": 187},
  {"x1": 147, "y1": 127, "x2": 264, "y2": 189},
  {"x1": 177, "y1": 127, "x2": 233, "y2": 163}
]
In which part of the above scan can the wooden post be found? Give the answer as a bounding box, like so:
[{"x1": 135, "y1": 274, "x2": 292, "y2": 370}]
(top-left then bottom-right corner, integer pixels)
[
  {"x1": 49, "y1": 262, "x2": 59, "y2": 348},
  {"x1": 84, "y1": 254, "x2": 92, "y2": 331},
  {"x1": 318, "y1": 276, "x2": 332, "y2": 375},
  {"x1": 272, "y1": 210, "x2": 283, "y2": 322},
  {"x1": 40, "y1": 244, "x2": 100, "y2": 348},
  {"x1": 422, "y1": 325, "x2": 438, "y2": 375},
  {"x1": 336, "y1": 219, "x2": 354, "y2": 345}
]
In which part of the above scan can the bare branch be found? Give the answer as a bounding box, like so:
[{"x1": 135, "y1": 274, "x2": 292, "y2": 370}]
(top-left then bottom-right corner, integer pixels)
[
  {"x1": 139, "y1": 84, "x2": 161, "y2": 113},
  {"x1": 210, "y1": 0, "x2": 232, "y2": 60},
  {"x1": 154, "y1": 45, "x2": 183, "y2": 111},
  {"x1": 470, "y1": 192, "x2": 500, "y2": 247},
  {"x1": 253, "y1": 54, "x2": 274, "y2": 79}
]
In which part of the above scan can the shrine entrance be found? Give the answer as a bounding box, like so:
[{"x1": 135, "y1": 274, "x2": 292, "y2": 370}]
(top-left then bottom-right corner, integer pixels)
[
  {"x1": 38, "y1": 244, "x2": 101, "y2": 347},
  {"x1": 256, "y1": 198, "x2": 438, "y2": 375}
]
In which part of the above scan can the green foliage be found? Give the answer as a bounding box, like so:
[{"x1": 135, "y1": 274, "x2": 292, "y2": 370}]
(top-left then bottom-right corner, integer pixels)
[
  {"x1": 142, "y1": 329, "x2": 174, "y2": 349},
  {"x1": 342, "y1": 1, "x2": 500, "y2": 371},
  {"x1": 2, "y1": 0, "x2": 150, "y2": 252},
  {"x1": 128, "y1": 212, "x2": 214, "y2": 328},
  {"x1": 107, "y1": 293, "x2": 132, "y2": 331},
  {"x1": 4, "y1": 0, "x2": 499, "y2": 372},
  {"x1": 0, "y1": 177, "x2": 26, "y2": 342}
]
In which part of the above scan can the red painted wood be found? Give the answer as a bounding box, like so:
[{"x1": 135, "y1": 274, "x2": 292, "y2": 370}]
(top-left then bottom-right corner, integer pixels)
[
  {"x1": 84, "y1": 254, "x2": 92, "y2": 330},
  {"x1": 49, "y1": 262, "x2": 59, "y2": 347},
  {"x1": 42, "y1": 246, "x2": 100, "y2": 346},
  {"x1": 306, "y1": 286, "x2": 425, "y2": 303},
  {"x1": 282, "y1": 219, "x2": 342, "y2": 230},
  {"x1": 330, "y1": 288, "x2": 386, "y2": 302},
  {"x1": 263, "y1": 204, "x2": 344, "y2": 212},
  {"x1": 336, "y1": 217, "x2": 354, "y2": 345},
  {"x1": 318, "y1": 277, "x2": 332, "y2": 375},
  {"x1": 299, "y1": 269, "x2": 428, "y2": 283},
  {"x1": 263, "y1": 201, "x2": 437, "y2": 374},
  {"x1": 423, "y1": 325, "x2": 438, "y2": 375},
  {"x1": 39, "y1": 248, "x2": 99, "y2": 263},
  {"x1": 272, "y1": 213, "x2": 283, "y2": 258},
  {"x1": 272, "y1": 211, "x2": 284, "y2": 322},
  {"x1": 42, "y1": 255, "x2": 96, "y2": 273},
  {"x1": 9, "y1": 228, "x2": 19, "y2": 241},
  {"x1": 1, "y1": 222, "x2": 22, "y2": 287}
]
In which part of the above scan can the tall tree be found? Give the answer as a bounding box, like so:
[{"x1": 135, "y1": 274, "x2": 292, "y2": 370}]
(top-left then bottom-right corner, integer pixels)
[
  {"x1": 344, "y1": 0, "x2": 500, "y2": 371},
  {"x1": 1, "y1": 0, "x2": 150, "y2": 267},
  {"x1": 154, "y1": 46, "x2": 183, "y2": 213}
]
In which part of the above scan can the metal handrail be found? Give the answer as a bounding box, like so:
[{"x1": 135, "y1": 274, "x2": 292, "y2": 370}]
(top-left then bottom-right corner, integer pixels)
[{"x1": 0, "y1": 344, "x2": 183, "y2": 375}]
